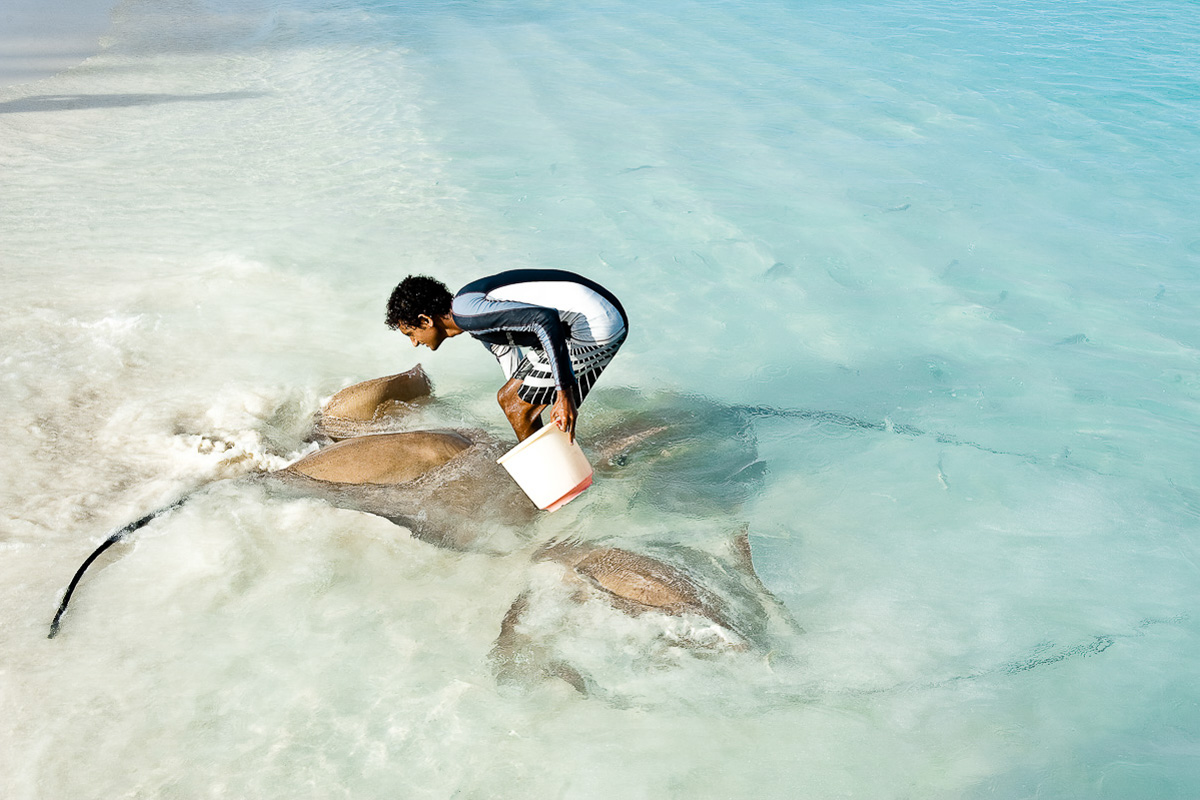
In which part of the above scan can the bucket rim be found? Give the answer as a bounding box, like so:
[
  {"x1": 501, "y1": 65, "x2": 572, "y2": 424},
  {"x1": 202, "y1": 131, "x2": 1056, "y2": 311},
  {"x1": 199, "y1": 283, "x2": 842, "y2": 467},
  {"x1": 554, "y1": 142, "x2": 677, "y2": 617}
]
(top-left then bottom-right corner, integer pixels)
[{"x1": 496, "y1": 422, "x2": 566, "y2": 465}]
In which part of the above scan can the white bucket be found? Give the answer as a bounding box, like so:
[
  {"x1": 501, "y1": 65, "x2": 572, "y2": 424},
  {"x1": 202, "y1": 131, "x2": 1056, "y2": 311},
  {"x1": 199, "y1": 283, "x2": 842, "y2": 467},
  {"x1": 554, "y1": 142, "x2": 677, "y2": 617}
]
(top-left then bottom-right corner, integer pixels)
[{"x1": 496, "y1": 424, "x2": 594, "y2": 511}]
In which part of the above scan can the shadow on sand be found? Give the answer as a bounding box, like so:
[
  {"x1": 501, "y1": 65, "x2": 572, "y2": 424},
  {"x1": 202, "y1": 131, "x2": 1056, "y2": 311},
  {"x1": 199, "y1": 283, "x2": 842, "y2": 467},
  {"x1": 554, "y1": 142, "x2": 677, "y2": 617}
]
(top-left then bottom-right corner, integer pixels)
[{"x1": 0, "y1": 90, "x2": 267, "y2": 114}]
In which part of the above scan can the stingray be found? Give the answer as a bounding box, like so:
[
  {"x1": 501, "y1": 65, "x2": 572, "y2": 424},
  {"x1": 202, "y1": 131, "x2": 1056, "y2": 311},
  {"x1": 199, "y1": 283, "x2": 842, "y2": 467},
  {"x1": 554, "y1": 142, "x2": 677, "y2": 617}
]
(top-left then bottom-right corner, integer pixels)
[
  {"x1": 489, "y1": 532, "x2": 802, "y2": 693},
  {"x1": 47, "y1": 367, "x2": 530, "y2": 636},
  {"x1": 47, "y1": 367, "x2": 791, "y2": 666}
]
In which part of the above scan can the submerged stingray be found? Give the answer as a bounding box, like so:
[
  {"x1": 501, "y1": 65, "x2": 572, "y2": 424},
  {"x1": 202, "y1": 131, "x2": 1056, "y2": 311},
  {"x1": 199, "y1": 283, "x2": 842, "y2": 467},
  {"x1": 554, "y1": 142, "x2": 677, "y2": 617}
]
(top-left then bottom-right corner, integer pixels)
[
  {"x1": 48, "y1": 367, "x2": 529, "y2": 636},
  {"x1": 46, "y1": 426, "x2": 531, "y2": 636},
  {"x1": 274, "y1": 427, "x2": 537, "y2": 550},
  {"x1": 48, "y1": 366, "x2": 794, "y2": 682},
  {"x1": 490, "y1": 533, "x2": 802, "y2": 693}
]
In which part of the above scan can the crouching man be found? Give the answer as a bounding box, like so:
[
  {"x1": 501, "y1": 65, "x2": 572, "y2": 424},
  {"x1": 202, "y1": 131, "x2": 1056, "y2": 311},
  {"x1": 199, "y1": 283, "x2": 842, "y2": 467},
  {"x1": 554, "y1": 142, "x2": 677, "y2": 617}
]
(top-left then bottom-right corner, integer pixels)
[{"x1": 385, "y1": 270, "x2": 628, "y2": 443}]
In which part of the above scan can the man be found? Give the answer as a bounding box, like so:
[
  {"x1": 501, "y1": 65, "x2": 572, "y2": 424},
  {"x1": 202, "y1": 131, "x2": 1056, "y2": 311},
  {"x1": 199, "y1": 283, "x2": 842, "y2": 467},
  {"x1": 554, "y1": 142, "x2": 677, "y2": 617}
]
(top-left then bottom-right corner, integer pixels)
[{"x1": 385, "y1": 270, "x2": 628, "y2": 443}]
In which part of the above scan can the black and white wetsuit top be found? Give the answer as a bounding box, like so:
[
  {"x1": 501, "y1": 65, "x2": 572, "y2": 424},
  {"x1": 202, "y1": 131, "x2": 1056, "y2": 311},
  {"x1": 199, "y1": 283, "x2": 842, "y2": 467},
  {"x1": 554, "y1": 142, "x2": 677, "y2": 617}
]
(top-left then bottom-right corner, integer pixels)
[{"x1": 451, "y1": 269, "x2": 628, "y2": 406}]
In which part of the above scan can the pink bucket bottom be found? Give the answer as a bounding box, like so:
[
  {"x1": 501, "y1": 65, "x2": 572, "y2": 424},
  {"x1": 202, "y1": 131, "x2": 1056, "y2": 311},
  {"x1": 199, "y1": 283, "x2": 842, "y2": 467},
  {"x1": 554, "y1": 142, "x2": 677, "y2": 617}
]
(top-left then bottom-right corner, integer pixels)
[{"x1": 543, "y1": 474, "x2": 594, "y2": 512}]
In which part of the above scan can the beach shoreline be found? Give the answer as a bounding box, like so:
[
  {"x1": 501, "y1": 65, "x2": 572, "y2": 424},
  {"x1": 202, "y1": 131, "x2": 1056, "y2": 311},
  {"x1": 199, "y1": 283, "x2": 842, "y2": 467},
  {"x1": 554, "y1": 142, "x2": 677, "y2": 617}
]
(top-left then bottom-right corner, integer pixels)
[{"x1": 0, "y1": 0, "x2": 121, "y2": 88}]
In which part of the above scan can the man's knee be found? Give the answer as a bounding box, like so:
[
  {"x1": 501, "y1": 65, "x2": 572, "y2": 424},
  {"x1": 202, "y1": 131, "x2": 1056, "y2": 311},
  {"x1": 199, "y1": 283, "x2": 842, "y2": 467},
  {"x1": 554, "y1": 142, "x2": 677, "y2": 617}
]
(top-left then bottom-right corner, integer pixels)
[
  {"x1": 497, "y1": 379, "x2": 547, "y2": 439},
  {"x1": 497, "y1": 380, "x2": 526, "y2": 415},
  {"x1": 497, "y1": 380, "x2": 530, "y2": 415}
]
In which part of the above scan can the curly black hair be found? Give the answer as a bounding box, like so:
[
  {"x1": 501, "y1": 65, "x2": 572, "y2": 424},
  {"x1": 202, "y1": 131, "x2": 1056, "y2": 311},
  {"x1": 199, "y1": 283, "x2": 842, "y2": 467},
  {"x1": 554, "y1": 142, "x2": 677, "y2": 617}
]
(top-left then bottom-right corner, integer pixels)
[{"x1": 385, "y1": 275, "x2": 453, "y2": 329}]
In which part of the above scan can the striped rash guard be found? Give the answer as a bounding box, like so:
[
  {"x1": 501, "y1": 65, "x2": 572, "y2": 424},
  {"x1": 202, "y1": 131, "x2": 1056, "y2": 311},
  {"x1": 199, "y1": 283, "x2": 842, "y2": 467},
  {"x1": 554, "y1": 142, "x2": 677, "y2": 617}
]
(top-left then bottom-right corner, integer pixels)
[{"x1": 451, "y1": 269, "x2": 628, "y2": 407}]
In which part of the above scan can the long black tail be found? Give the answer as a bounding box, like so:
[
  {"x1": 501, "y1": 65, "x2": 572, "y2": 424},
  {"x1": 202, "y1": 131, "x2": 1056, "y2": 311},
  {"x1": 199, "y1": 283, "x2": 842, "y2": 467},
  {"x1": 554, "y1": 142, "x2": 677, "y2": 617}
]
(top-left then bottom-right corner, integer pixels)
[{"x1": 48, "y1": 496, "x2": 191, "y2": 639}]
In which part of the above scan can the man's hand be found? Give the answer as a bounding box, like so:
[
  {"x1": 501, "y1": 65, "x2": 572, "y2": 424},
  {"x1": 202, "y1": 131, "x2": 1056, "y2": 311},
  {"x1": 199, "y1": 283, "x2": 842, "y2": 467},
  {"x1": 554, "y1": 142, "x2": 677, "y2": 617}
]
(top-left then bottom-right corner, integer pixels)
[{"x1": 551, "y1": 391, "x2": 577, "y2": 443}]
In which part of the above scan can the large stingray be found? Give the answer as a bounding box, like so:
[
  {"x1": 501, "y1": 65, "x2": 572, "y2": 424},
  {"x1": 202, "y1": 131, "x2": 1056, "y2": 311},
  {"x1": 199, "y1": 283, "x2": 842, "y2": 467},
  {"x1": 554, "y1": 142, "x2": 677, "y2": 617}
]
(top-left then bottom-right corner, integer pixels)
[
  {"x1": 489, "y1": 533, "x2": 802, "y2": 693},
  {"x1": 48, "y1": 367, "x2": 797, "y2": 691},
  {"x1": 48, "y1": 367, "x2": 529, "y2": 635}
]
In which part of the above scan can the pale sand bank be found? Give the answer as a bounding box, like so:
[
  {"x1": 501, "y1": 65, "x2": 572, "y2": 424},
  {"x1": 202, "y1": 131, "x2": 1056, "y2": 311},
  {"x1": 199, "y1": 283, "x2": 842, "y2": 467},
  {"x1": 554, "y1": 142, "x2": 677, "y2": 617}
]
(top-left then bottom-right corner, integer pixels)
[{"x1": 1, "y1": 0, "x2": 121, "y2": 88}]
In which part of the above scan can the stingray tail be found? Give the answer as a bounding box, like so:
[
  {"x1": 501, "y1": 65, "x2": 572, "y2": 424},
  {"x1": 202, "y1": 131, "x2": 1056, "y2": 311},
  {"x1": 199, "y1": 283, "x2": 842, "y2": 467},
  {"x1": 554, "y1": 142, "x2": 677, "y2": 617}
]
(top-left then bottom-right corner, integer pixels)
[{"x1": 48, "y1": 495, "x2": 191, "y2": 639}]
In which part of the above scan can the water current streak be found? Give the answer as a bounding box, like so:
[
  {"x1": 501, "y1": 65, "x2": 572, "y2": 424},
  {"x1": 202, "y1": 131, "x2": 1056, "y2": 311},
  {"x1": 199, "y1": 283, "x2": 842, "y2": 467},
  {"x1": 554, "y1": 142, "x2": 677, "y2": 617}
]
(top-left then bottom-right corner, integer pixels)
[
  {"x1": 737, "y1": 404, "x2": 1038, "y2": 461},
  {"x1": 844, "y1": 615, "x2": 1189, "y2": 701}
]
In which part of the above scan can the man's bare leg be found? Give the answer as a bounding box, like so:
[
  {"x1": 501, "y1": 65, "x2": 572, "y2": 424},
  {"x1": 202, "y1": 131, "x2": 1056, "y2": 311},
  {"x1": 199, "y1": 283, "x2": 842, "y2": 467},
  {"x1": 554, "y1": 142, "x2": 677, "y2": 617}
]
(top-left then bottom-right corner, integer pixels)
[{"x1": 498, "y1": 378, "x2": 547, "y2": 441}]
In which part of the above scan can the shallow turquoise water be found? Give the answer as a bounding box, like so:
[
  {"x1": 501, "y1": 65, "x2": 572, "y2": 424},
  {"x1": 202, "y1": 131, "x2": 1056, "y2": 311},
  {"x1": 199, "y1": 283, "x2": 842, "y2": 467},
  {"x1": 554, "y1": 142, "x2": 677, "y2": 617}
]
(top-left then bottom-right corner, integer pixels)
[{"x1": 2, "y1": 0, "x2": 1199, "y2": 796}]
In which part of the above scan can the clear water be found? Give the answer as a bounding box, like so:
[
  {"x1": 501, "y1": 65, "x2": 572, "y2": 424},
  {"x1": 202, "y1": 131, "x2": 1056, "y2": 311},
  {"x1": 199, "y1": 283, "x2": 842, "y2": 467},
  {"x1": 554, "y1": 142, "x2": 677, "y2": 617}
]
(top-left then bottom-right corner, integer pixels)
[{"x1": 3, "y1": 0, "x2": 1199, "y2": 796}]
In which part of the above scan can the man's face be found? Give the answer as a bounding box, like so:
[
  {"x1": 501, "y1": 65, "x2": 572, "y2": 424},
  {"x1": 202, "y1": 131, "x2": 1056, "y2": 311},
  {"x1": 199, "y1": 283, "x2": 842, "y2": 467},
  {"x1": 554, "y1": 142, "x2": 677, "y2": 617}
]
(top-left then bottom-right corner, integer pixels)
[{"x1": 397, "y1": 316, "x2": 445, "y2": 350}]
